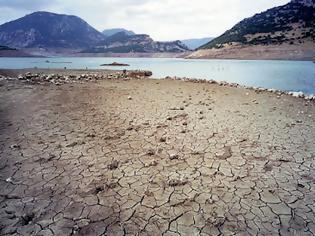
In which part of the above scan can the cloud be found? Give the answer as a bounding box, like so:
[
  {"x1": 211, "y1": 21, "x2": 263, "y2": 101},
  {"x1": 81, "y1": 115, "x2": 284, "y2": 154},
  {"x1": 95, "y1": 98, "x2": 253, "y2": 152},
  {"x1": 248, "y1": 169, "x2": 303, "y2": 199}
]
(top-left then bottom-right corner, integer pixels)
[
  {"x1": 0, "y1": 0, "x2": 290, "y2": 40},
  {"x1": 0, "y1": 0, "x2": 53, "y2": 10}
]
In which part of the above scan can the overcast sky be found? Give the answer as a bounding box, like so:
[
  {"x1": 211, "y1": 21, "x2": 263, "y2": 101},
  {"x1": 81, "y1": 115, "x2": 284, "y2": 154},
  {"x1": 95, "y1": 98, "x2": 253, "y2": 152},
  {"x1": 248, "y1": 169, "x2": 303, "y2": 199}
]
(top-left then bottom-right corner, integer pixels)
[{"x1": 0, "y1": 0, "x2": 290, "y2": 41}]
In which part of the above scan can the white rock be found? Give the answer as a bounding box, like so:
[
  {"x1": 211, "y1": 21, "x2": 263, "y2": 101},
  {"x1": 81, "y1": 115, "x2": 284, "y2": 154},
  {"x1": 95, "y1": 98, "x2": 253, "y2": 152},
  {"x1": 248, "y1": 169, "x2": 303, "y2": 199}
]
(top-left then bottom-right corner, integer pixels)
[
  {"x1": 291, "y1": 91, "x2": 304, "y2": 98},
  {"x1": 305, "y1": 94, "x2": 315, "y2": 100},
  {"x1": 6, "y1": 177, "x2": 13, "y2": 183}
]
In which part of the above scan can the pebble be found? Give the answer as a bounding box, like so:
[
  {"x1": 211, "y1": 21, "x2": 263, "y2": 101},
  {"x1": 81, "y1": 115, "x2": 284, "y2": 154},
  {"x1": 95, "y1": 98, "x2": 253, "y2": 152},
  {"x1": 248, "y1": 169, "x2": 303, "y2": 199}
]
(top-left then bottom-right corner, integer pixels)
[
  {"x1": 168, "y1": 179, "x2": 188, "y2": 187},
  {"x1": 159, "y1": 137, "x2": 167, "y2": 142},
  {"x1": 10, "y1": 144, "x2": 20, "y2": 149},
  {"x1": 146, "y1": 148, "x2": 155, "y2": 156},
  {"x1": 6, "y1": 177, "x2": 13, "y2": 183},
  {"x1": 169, "y1": 154, "x2": 179, "y2": 160},
  {"x1": 108, "y1": 160, "x2": 119, "y2": 170}
]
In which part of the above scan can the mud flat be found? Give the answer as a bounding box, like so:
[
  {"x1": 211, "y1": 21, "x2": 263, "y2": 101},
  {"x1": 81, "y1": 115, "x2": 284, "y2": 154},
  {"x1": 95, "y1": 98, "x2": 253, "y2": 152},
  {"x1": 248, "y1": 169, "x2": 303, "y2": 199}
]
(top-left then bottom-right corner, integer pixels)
[{"x1": 0, "y1": 69, "x2": 315, "y2": 235}]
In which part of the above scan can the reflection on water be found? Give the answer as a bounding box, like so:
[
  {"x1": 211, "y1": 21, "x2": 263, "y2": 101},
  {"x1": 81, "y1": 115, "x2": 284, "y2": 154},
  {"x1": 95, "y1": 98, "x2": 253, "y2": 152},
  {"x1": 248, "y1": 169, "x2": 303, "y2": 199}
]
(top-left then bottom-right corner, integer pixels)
[{"x1": 0, "y1": 57, "x2": 314, "y2": 94}]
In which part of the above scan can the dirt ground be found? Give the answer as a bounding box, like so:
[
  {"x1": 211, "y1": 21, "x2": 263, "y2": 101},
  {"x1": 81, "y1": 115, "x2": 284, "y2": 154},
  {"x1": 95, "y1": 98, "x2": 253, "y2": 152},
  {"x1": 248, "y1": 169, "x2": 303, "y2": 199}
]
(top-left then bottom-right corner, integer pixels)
[{"x1": 1, "y1": 72, "x2": 315, "y2": 236}]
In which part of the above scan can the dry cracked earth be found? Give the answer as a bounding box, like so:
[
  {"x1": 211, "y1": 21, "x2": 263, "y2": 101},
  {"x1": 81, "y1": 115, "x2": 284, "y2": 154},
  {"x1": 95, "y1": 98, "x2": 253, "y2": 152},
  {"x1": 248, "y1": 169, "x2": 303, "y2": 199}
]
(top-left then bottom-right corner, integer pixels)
[{"x1": 1, "y1": 75, "x2": 315, "y2": 236}]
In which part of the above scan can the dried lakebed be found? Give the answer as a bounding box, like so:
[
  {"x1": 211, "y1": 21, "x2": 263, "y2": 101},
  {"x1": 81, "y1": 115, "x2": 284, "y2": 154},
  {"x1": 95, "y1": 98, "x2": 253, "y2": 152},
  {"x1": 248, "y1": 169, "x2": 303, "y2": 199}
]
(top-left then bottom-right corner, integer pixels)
[{"x1": 0, "y1": 70, "x2": 315, "y2": 236}]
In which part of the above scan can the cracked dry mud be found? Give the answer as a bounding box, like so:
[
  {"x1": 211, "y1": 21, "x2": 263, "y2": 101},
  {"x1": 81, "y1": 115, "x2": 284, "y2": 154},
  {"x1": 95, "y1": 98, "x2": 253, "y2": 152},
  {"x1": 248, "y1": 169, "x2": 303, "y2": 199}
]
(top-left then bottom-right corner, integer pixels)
[{"x1": 1, "y1": 75, "x2": 315, "y2": 236}]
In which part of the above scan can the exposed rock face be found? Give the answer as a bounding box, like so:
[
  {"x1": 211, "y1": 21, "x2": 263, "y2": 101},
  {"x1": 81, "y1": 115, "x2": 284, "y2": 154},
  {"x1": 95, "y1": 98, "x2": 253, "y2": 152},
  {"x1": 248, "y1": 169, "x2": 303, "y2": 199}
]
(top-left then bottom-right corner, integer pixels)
[
  {"x1": 199, "y1": 0, "x2": 315, "y2": 49},
  {"x1": 83, "y1": 32, "x2": 190, "y2": 53},
  {"x1": 0, "y1": 11, "x2": 105, "y2": 49}
]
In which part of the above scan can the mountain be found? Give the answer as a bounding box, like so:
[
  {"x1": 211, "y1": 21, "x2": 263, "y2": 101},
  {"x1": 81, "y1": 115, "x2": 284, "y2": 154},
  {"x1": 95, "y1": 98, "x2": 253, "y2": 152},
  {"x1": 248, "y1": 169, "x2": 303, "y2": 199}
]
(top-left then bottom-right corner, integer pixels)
[
  {"x1": 199, "y1": 0, "x2": 315, "y2": 50},
  {"x1": 83, "y1": 32, "x2": 190, "y2": 53},
  {"x1": 181, "y1": 37, "x2": 213, "y2": 50},
  {"x1": 102, "y1": 28, "x2": 135, "y2": 37},
  {"x1": 0, "y1": 11, "x2": 105, "y2": 49}
]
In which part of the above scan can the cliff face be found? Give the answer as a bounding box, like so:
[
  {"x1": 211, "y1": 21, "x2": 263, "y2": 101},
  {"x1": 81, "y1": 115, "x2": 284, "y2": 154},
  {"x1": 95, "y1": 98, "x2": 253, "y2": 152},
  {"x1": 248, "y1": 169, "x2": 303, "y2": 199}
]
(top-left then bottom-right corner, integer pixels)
[
  {"x1": 0, "y1": 12, "x2": 105, "y2": 49},
  {"x1": 83, "y1": 32, "x2": 190, "y2": 53}
]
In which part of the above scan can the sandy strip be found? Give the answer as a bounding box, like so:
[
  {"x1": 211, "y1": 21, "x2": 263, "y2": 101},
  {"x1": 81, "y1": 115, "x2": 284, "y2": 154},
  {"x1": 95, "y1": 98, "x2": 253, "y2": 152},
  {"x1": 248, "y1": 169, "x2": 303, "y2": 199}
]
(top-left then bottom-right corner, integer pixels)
[{"x1": 0, "y1": 70, "x2": 315, "y2": 235}]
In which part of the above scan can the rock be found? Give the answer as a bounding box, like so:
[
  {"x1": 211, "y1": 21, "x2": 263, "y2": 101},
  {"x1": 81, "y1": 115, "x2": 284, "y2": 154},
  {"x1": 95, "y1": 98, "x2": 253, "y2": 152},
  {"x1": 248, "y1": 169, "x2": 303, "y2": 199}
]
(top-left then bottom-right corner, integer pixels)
[
  {"x1": 126, "y1": 126, "x2": 133, "y2": 131},
  {"x1": 159, "y1": 137, "x2": 166, "y2": 142},
  {"x1": 108, "y1": 160, "x2": 119, "y2": 170},
  {"x1": 263, "y1": 163, "x2": 273, "y2": 172},
  {"x1": 305, "y1": 94, "x2": 315, "y2": 100},
  {"x1": 86, "y1": 133, "x2": 96, "y2": 138},
  {"x1": 297, "y1": 183, "x2": 305, "y2": 188},
  {"x1": 94, "y1": 186, "x2": 104, "y2": 194},
  {"x1": 10, "y1": 144, "x2": 20, "y2": 149},
  {"x1": 290, "y1": 91, "x2": 304, "y2": 98},
  {"x1": 127, "y1": 70, "x2": 152, "y2": 78},
  {"x1": 168, "y1": 178, "x2": 188, "y2": 187},
  {"x1": 145, "y1": 160, "x2": 158, "y2": 167},
  {"x1": 146, "y1": 148, "x2": 155, "y2": 156},
  {"x1": 106, "y1": 181, "x2": 118, "y2": 189},
  {"x1": 66, "y1": 140, "x2": 85, "y2": 147},
  {"x1": 18, "y1": 75, "x2": 25, "y2": 80},
  {"x1": 6, "y1": 177, "x2": 13, "y2": 183},
  {"x1": 20, "y1": 212, "x2": 35, "y2": 226},
  {"x1": 169, "y1": 153, "x2": 179, "y2": 160},
  {"x1": 128, "y1": 96, "x2": 132, "y2": 100},
  {"x1": 215, "y1": 146, "x2": 232, "y2": 159}
]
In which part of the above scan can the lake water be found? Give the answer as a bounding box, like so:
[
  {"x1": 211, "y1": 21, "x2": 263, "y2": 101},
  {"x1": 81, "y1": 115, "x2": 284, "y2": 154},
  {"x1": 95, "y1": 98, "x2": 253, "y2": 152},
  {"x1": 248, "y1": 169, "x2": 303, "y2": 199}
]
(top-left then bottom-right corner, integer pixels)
[{"x1": 0, "y1": 57, "x2": 315, "y2": 94}]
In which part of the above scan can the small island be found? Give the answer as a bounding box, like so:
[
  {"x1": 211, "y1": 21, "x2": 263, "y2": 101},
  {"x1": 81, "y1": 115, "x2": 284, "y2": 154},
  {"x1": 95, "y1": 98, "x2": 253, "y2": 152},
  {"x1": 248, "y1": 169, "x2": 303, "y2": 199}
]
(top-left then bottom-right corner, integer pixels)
[{"x1": 100, "y1": 62, "x2": 130, "y2": 66}]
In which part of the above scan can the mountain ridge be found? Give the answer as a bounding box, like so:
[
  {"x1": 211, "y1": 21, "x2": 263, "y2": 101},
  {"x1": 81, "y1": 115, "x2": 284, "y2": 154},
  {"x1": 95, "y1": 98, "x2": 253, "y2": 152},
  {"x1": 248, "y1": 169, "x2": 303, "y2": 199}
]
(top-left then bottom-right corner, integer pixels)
[
  {"x1": 0, "y1": 11, "x2": 105, "y2": 49},
  {"x1": 83, "y1": 31, "x2": 190, "y2": 53},
  {"x1": 199, "y1": 0, "x2": 315, "y2": 50},
  {"x1": 0, "y1": 12, "x2": 189, "y2": 54}
]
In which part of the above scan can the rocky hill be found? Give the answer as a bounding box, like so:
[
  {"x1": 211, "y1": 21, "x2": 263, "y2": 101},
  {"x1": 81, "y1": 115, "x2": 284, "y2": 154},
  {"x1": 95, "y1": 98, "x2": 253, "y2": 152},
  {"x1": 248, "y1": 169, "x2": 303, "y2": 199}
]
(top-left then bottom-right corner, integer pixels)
[
  {"x1": 83, "y1": 32, "x2": 190, "y2": 53},
  {"x1": 199, "y1": 0, "x2": 315, "y2": 50},
  {"x1": 0, "y1": 11, "x2": 105, "y2": 49},
  {"x1": 102, "y1": 28, "x2": 135, "y2": 37},
  {"x1": 0, "y1": 12, "x2": 189, "y2": 55}
]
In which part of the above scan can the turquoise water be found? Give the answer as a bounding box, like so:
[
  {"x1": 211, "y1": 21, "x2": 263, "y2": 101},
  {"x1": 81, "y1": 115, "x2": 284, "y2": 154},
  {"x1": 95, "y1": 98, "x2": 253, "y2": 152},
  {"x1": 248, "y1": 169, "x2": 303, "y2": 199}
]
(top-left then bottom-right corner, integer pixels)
[{"x1": 0, "y1": 57, "x2": 315, "y2": 94}]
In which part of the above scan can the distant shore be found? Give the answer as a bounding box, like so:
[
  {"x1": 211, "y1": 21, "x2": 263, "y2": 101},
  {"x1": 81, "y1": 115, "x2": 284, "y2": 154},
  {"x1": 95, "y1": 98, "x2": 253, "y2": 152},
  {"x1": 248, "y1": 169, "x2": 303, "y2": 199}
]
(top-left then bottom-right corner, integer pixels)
[
  {"x1": 0, "y1": 49, "x2": 190, "y2": 59},
  {"x1": 1, "y1": 44, "x2": 315, "y2": 61},
  {"x1": 187, "y1": 43, "x2": 315, "y2": 61}
]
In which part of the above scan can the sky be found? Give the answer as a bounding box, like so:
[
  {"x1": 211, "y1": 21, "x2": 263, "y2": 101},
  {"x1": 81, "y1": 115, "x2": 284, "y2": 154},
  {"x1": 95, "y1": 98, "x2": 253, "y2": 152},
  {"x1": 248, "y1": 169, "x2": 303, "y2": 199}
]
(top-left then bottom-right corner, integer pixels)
[{"x1": 0, "y1": 0, "x2": 290, "y2": 41}]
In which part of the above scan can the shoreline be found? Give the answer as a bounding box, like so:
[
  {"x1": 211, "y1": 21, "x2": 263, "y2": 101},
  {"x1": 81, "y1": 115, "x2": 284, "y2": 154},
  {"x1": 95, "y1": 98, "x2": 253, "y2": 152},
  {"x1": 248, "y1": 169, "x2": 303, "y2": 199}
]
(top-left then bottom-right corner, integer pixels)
[
  {"x1": 187, "y1": 43, "x2": 315, "y2": 61},
  {"x1": 1, "y1": 69, "x2": 314, "y2": 235},
  {"x1": 1, "y1": 68, "x2": 314, "y2": 100},
  {"x1": 1, "y1": 50, "x2": 315, "y2": 62}
]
